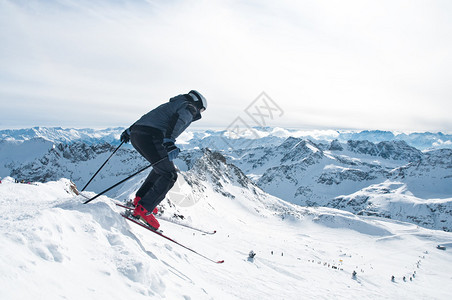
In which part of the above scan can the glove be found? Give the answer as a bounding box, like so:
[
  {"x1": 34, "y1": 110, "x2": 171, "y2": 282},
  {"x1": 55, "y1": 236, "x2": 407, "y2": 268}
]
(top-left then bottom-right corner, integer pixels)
[
  {"x1": 163, "y1": 138, "x2": 180, "y2": 161},
  {"x1": 120, "y1": 128, "x2": 130, "y2": 143}
]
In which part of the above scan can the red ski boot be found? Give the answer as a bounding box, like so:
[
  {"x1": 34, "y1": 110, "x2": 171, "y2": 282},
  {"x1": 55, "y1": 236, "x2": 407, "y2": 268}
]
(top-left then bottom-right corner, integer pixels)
[
  {"x1": 133, "y1": 204, "x2": 160, "y2": 230},
  {"x1": 133, "y1": 196, "x2": 158, "y2": 214},
  {"x1": 133, "y1": 196, "x2": 141, "y2": 206}
]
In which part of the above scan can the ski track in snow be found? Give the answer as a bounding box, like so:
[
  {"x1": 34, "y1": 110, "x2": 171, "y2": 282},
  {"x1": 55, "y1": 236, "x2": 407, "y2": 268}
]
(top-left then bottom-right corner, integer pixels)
[{"x1": 1, "y1": 178, "x2": 452, "y2": 299}]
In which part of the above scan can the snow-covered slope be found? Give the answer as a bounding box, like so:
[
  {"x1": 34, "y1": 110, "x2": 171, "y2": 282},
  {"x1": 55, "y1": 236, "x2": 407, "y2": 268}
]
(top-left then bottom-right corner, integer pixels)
[{"x1": 1, "y1": 156, "x2": 452, "y2": 299}]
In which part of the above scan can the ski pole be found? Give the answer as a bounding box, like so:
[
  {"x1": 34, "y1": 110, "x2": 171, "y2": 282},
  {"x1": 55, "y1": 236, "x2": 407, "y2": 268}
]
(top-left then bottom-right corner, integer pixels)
[
  {"x1": 83, "y1": 156, "x2": 167, "y2": 204},
  {"x1": 81, "y1": 141, "x2": 124, "y2": 192}
]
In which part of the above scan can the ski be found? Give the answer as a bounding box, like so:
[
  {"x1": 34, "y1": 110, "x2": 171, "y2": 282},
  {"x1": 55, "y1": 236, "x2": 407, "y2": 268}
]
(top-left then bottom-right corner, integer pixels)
[
  {"x1": 121, "y1": 212, "x2": 224, "y2": 264},
  {"x1": 115, "y1": 202, "x2": 216, "y2": 235}
]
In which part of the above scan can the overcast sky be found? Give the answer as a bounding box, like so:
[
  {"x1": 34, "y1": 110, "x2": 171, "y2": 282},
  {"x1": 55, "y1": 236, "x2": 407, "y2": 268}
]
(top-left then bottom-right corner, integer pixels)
[{"x1": 1, "y1": 0, "x2": 451, "y2": 132}]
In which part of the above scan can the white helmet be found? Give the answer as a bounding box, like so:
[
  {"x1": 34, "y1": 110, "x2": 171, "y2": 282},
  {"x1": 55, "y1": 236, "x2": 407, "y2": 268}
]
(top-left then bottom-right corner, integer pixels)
[{"x1": 188, "y1": 90, "x2": 207, "y2": 112}]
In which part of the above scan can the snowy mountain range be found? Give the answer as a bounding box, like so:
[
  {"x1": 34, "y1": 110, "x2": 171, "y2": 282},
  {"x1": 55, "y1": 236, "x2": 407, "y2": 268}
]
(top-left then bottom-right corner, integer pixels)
[
  {"x1": 1, "y1": 126, "x2": 452, "y2": 150},
  {"x1": 226, "y1": 137, "x2": 452, "y2": 231},
  {"x1": 1, "y1": 127, "x2": 451, "y2": 233}
]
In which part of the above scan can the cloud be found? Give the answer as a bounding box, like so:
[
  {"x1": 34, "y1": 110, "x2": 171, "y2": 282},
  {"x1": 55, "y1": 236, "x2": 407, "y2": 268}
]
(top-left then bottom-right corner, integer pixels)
[{"x1": 0, "y1": 0, "x2": 451, "y2": 131}]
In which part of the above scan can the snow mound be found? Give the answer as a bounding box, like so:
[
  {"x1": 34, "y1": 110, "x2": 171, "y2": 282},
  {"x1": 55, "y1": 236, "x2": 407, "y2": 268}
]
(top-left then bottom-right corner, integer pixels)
[{"x1": 0, "y1": 179, "x2": 211, "y2": 299}]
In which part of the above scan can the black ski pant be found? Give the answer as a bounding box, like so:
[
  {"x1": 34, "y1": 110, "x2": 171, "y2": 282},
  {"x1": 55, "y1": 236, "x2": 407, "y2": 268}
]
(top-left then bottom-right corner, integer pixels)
[{"x1": 130, "y1": 125, "x2": 177, "y2": 212}]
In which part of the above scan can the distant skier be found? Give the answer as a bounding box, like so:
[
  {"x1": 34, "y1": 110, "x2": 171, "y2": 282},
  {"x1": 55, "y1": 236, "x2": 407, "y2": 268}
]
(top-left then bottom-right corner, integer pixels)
[
  {"x1": 120, "y1": 90, "x2": 207, "y2": 229},
  {"x1": 248, "y1": 250, "x2": 256, "y2": 262}
]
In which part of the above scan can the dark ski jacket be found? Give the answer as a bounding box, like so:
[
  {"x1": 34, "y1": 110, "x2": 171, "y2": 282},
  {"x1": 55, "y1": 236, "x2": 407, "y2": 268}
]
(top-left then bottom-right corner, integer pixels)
[{"x1": 132, "y1": 94, "x2": 201, "y2": 141}]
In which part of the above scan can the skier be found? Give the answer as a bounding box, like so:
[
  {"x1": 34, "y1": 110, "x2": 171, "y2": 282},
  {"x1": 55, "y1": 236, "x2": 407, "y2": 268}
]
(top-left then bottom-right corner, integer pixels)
[
  {"x1": 120, "y1": 90, "x2": 207, "y2": 230},
  {"x1": 248, "y1": 250, "x2": 256, "y2": 262}
]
